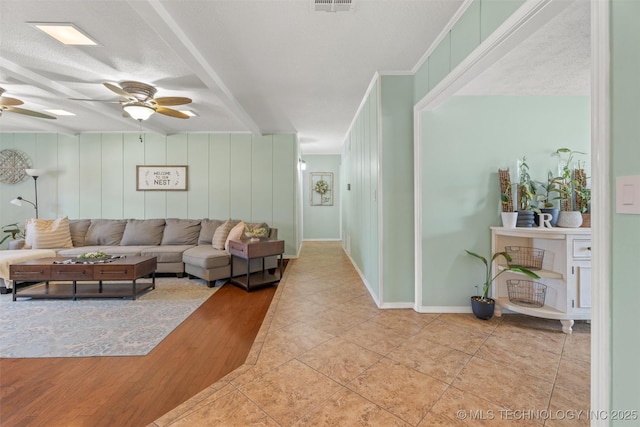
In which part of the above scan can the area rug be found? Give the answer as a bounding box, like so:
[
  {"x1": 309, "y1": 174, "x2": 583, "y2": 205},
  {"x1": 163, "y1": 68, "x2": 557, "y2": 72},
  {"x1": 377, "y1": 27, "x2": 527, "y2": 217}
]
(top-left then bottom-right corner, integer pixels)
[{"x1": 0, "y1": 277, "x2": 218, "y2": 358}]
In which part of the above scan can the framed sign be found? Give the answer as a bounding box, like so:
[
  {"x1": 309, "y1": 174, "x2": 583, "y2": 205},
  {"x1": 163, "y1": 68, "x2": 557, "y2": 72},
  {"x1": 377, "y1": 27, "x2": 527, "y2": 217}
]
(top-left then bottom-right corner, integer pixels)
[
  {"x1": 310, "y1": 172, "x2": 333, "y2": 206},
  {"x1": 136, "y1": 165, "x2": 188, "y2": 191}
]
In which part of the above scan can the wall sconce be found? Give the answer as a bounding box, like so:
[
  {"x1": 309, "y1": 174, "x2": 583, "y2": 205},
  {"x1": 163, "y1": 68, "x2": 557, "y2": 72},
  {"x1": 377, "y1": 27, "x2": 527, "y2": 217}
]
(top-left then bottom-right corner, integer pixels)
[
  {"x1": 10, "y1": 168, "x2": 44, "y2": 218},
  {"x1": 300, "y1": 159, "x2": 307, "y2": 170}
]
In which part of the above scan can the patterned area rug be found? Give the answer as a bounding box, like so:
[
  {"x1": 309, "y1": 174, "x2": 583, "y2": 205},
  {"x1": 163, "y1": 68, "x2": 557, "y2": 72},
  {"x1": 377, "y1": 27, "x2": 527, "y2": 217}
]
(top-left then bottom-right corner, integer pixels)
[{"x1": 0, "y1": 277, "x2": 218, "y2": 358}]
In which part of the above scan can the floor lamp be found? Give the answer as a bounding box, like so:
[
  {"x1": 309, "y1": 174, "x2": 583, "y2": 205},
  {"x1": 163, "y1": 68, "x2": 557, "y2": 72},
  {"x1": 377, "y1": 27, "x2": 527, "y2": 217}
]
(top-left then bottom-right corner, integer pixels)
[{"x1": 10, "y1": 168, "x2": 44, "y2": 219}]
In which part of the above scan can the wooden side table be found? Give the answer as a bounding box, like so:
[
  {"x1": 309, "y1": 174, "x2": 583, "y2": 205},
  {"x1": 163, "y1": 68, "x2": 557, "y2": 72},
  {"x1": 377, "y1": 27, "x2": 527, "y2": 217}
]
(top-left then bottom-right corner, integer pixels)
[{"x1": 228, "y1": 238, "x2": 284, "y2": 291}]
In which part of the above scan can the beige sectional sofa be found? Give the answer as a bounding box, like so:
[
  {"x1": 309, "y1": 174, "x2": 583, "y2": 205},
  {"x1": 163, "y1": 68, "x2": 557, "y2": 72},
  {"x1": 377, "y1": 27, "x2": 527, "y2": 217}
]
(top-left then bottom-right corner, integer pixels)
[{"x1": 9, "y1": 218, "x2": 278, "y2": 287}]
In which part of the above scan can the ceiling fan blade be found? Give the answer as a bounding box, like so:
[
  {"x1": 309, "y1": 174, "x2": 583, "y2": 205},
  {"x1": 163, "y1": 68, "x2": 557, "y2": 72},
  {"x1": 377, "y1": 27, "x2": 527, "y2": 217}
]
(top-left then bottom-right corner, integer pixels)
[
  {"x1": 0, "y1": 96, "x2": 24, "y2": 106},
  {"x1": 156, "y1": 107, "x2": 189, "y2": 119},
  {"x1": 153, "y1": 96, "x2": 192, "y2": 107},
  {"x1": 103, "y1": 82, "x2": 136, "y2": 100},
  {"x1": 6, "y1": 106, "x2": 57, "y2": 119}
]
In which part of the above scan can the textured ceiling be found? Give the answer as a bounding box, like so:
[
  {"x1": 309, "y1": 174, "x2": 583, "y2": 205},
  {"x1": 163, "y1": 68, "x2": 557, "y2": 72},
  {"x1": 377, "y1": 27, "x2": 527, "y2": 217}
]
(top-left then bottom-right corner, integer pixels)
[
  {"x1": 0, "y1": 0, "x2": 463, "y2": 154},
  {"x1": 457, "y1": 0, "x2": 590, "y2": 96},
  {"x1": 0, "y1": 1, "x2": 589, "y2": 154}
]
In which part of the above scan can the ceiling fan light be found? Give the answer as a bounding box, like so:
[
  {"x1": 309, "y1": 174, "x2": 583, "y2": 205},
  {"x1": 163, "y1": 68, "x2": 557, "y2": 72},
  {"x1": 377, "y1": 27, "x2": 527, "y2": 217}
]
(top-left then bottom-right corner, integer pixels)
[{"x1": 124, "y1": 103, "x2": 155, "y2": 121}]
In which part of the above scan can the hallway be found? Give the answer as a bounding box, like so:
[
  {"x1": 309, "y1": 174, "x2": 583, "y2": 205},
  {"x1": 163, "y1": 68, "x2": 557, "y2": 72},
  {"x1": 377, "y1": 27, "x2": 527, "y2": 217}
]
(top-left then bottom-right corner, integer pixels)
[{"x1": 153, "y1": 241, "x2": 590, "y2": 426}]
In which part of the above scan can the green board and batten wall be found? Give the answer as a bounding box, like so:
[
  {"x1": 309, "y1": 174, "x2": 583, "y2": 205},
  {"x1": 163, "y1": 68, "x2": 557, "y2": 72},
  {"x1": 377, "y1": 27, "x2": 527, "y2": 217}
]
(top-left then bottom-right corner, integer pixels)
[
  {"x1": 611, "y1": 0, "x2": 640, "y2": 420},
  {"x1": 0, "y1": 133, "x2": 301, "y2": 256}
]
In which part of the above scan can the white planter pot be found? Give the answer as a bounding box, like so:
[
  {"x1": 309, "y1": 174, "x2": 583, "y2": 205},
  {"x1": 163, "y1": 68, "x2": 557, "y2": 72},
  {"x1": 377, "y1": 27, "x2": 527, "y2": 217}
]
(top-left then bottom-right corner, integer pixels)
[
  {"x1": 501, "y1": 212, "x2": 518, "y2": 228},
  {"x1": 557, "y1": 211, "x2": 583, "y2": 228}
]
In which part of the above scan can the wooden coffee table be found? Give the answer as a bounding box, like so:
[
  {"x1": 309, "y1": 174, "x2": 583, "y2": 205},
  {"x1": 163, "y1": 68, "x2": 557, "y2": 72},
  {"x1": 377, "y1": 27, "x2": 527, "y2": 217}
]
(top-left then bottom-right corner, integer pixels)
[{"x1": 10, "y1": 256, "x2": 157, "y2": 301}]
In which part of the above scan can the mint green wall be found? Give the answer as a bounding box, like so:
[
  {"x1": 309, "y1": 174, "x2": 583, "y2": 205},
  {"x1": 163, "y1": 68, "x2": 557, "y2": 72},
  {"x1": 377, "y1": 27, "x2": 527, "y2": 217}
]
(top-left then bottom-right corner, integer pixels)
[
  {"x1": 414, "y1": 0, "x2": 525, "y2": 102},
  {"x1": 0, "y1": 132, "x2": 300, "y2": 256},
  {"x1": 420, "y1": 96, "x2": 590, "y2": 307},
  {"x1": 342, "y1": 83, "x2": 380, "y2": 300},
  {"x1": 381, "y1": 76, "x2": 415, "y2": 303},
  {"x1": 302, "y1": 154, "x2": 341, "y2": 240},
  {"x1": 610, "y1": 0, "x2": 640, "y2": 419}
]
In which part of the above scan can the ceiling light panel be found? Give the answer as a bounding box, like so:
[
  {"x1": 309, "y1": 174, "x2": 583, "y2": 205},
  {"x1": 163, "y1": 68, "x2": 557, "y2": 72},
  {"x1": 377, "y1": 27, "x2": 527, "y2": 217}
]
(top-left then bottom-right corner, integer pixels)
[{"x1": 30, "y1": 23, "x2": 98, "y2": 45}]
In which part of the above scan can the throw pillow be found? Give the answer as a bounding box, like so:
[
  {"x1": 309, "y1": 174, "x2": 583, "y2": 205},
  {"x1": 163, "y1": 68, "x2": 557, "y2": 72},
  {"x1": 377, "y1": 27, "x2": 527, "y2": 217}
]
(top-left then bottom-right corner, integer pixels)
[
  {"x1": 225, "y1": 221, "x2": 246, "y2": 251},
  {"x1": 24, "y1": 217, "x2": 73, "y2": 249},
  {"x1": 211, "y1": 220, "x2": 234, "y2": 250}
]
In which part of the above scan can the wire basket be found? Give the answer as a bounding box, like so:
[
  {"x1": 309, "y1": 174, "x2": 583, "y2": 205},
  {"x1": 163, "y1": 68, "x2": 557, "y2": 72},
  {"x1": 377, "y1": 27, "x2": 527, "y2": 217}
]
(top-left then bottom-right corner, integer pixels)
[
  {"x1": 507, "y1": 280, "x2": 547, "y2": 308},
  {"x1": 504, "y1": 246, "x2": 545, "y2": 270}
]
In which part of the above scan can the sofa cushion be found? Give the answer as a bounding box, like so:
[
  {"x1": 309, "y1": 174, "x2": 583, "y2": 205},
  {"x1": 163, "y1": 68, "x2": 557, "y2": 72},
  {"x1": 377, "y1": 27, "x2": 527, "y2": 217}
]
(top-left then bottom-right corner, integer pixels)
[
  {"x1": 161, "y1": 219, "x2": 201, "y2": 245},
  {"x1": 24, "y1": 217, "x2": 74, "y2": 249},
  {"x1": 57, "y1": 246, "x2": 121, "y2": 257},
  {"x1": 183, "y1": 246, "x2": 230, "y2": 269},
  {"x1": 69, "y1": 219, "x2": 91, "y2": 247},
  {"x1": 84, "y1": 219, "x2": 127, "y2": 246},
  {"x1": 211, "y1": 220, "x2": 236, "y2": 250},
  {"x1": 141, "y1": 245, "x2": 194, "y2": 264},
  {"x1": 197, "y1": 219, "x2": 225, "y2": 245},
  {"x1": 225, "y1": 221, "x2": 246, "y2": 251},
  {"x1": 120, "y1": 219, "x2": 165, "y2": 246}
]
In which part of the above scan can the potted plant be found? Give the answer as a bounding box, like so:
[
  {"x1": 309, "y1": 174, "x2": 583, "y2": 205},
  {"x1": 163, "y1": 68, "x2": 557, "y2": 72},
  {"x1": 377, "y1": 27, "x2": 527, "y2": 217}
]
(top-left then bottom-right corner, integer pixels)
[
  {"x1": 465, "y1": 249, "x2": 541, "y2": 320},
  {"x1": 516, "y1": 156, "x2": 535, "y2": 227},
  {"x1": 533, "y1": 171, "x2": 562, "y2": 226},
  {"x1": 553, "y1": 148, "x2": 586, "y2": 227},
  {"x1": 1, "y1": 223, "x2": 25, "y2": 245},
  {"x1": 575, "y1": 184, "x2": 591, "y2": 227},
  {"x1": 498, "y1": 169, "x2": 517, "y2": 228},
  {"x1": 574, "y1": 164, "x2": 591, "y2": 227}
]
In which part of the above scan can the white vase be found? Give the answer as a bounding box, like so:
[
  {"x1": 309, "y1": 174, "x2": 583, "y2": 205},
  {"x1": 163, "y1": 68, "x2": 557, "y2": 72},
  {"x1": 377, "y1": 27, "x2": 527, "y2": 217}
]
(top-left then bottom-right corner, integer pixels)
[
  {"x1": 501, "y1": 212, "x2": 518, "y2": 228},
  {"x1": 557, "y1": 211, "x2": 583, "y2": 228}
]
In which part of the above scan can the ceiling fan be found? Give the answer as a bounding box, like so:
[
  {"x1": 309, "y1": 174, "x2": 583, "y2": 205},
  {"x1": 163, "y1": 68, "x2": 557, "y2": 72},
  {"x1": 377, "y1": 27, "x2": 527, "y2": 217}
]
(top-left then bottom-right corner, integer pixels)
[
  {"x1": 0, "y1": 88, "x2": 56, "y2": 120},
  {"x1": 74, "y1": 81, "x2": 192, "y2": 121}
]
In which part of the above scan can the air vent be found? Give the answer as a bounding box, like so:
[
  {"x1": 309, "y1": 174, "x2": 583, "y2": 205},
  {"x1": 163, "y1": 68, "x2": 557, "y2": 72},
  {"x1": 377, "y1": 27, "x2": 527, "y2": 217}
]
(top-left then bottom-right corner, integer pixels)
[{"x1": 314, "y1": 0, "x2": 354, "y2": 12}]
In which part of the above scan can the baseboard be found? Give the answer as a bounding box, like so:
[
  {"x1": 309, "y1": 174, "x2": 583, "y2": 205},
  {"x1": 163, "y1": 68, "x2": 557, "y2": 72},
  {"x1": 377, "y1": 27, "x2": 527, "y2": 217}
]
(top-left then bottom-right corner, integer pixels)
[
  {"x1": 341, "y1": 246, "x2": 380, "y2": 307},
  {"x1": 415, "y1": 305, "x2": 472, "y2": 314},
  {"x1": 379, "y1": 302, "x2": 415, "y2": 309},
  {"x1": 302, "y1": 238, "x2": 341, "y2": 241}
]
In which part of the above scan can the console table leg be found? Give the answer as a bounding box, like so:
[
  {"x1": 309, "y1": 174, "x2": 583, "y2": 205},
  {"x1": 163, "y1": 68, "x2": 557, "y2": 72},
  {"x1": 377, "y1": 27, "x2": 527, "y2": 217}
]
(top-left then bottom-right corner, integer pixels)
[
  {"x1": 132, "y1": 279, "x2": 137, "y2": 300},
  {"x1": 246, "y1": 258, "x2": 251, "y2": 292},
  {"x1": 73, "y1": 281, "x2": 77, "y2": 301},
  {"x1": 560, "y1": 319, "x2": 574, "y2": 334}
]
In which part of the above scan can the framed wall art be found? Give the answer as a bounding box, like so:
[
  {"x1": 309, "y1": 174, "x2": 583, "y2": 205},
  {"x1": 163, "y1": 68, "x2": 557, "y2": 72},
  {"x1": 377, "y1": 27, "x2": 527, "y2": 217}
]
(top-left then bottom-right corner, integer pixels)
[
  {"x1": 136, "y1": 165, "x2": 188, "y2": 191},
  {"x1": 310, "y1": 172, "x2": 333, "y2": 206}
]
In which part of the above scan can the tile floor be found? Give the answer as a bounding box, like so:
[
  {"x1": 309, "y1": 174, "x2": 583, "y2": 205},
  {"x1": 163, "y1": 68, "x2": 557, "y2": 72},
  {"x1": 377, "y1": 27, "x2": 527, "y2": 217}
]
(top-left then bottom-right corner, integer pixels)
[{"x1": 151, "y1": 241, "x2": 590, "y2": 426}]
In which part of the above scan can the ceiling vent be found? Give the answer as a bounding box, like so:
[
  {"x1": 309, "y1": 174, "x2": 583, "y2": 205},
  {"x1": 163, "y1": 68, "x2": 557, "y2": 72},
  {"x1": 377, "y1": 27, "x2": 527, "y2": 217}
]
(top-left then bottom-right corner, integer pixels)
[{"x1": 314, "y1": 0, "x2": 354, "y2": 12}]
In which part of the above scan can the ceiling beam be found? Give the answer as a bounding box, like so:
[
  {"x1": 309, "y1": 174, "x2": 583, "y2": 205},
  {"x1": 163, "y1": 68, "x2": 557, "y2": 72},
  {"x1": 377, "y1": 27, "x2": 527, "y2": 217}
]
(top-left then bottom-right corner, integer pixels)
[{"x1": 129, "y1": 0, "x2": 263, "y2": 136}]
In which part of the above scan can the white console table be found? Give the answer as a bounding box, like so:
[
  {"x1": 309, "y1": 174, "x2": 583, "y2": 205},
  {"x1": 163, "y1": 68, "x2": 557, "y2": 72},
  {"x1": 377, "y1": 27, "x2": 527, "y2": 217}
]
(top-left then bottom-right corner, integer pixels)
[{"x1": 490, "y1": 227, "x2": 591, "y2": 334}]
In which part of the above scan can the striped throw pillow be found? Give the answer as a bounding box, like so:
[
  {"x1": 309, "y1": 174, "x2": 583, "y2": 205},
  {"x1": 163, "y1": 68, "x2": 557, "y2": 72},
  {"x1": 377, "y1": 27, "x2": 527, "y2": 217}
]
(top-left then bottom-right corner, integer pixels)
[
  {"x1": 25, "y1": 217, "x2": 73, "y2": 249},
  {"x1": 211, "y1": 219, "x2": 234, "y2": 250}
]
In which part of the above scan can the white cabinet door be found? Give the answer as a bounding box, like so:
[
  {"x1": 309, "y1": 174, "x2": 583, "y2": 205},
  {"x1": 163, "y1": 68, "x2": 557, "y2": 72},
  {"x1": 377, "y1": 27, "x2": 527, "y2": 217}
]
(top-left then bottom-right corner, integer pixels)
[{"x1": 570, "y1": 261, "x2": 591, "y2": 311}]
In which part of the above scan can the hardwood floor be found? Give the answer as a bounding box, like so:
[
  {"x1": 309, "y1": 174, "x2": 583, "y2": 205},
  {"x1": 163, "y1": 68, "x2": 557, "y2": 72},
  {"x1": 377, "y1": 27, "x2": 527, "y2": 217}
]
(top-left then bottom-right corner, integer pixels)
[{"x1": 0, "y1": 283, "x2": 277, "y2": 427}]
